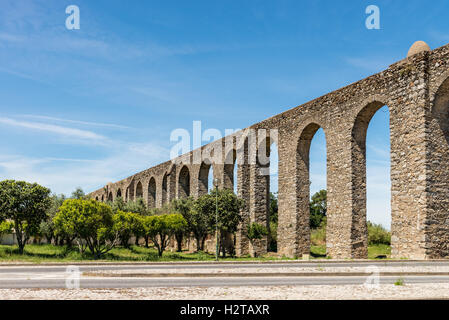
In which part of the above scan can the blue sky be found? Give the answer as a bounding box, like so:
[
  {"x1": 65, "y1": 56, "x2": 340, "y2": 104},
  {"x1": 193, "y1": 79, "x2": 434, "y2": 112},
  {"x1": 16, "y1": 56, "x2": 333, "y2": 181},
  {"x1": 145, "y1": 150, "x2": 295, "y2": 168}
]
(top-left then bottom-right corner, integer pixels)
[{"x1": 0, "y1": 0, "x2": 448, "y2": 228}]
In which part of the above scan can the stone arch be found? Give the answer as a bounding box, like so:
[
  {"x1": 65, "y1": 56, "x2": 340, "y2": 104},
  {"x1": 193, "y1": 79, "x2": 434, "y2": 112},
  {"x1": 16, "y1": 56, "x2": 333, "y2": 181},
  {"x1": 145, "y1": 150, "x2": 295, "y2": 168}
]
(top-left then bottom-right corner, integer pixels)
[
  {"x1": 224, "y1": 148, "x2": 237, "y2": 190},
  {"x1": 432, "y1": 75, "x2": 449, "y2": 145},
  {"x1": 350, "y1": 100, "x2": 390, "y2": 258},
  {"x1": 426, "y1": 74, "x2": 449, "y2": 257},
  {"x1": 108, "y1": 192, "x2": 113, "y2": 202},
  {"x1": 198, "y1": 161, "x2": 213, "y2": 196},
  {"x1": 135, "y1": 181, "x2": 143, "y2": 199},
  {"x1": 95, "y1": 196, "x2": 99, "y2": 201},
  {"x1": 101, "y1": 195, "x2": 104, "y2": 202},
  {"x1": 295, "y1": 122, "x2": 326, "y2": 256},
  {"x1": 148, "y1": 177, "x2": 156, "y2": 208},
  {"x1": 116, "y1": 189, "x2": 122, "y2": 198},
  {"x1": 161, "y1": 173, "x2": 168, "y2": 205},
  {"x1": 178, "y1": 165, "x2": 190, "y2": 198},
  {"x1": 255, "y1": 130, "x2": 279, "y2": 253}
]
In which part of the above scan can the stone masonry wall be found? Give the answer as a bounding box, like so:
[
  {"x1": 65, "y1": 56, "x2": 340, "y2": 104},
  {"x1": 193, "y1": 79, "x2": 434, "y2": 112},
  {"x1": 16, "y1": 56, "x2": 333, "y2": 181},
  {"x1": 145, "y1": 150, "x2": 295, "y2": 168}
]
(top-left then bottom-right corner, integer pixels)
[{"x1": 89, "y1": 42, "x2": 449, "y2": 260}]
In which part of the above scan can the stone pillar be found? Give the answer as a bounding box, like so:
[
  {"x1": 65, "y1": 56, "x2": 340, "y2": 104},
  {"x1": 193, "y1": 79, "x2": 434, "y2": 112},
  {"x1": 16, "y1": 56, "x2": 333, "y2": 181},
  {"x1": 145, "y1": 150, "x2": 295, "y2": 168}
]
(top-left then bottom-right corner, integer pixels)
[
  {"x1": 326, "y1": 126, "x2": 367, "y2": 259},
  {"x1": 235, "y1": 162, "x2": 251, "y2": 256},
  {"x1": 277, "y1": 126, "x2": 312, "y2": 258},
  {"x1": 166, "y1": 167, "x2": 176, "y2": 203},
  {"x1": 248, "y1": 162, "x2": 269, "y2": 256},
  {"x1": 389, "y1": 56, "x2": 429, "y2": 259}
]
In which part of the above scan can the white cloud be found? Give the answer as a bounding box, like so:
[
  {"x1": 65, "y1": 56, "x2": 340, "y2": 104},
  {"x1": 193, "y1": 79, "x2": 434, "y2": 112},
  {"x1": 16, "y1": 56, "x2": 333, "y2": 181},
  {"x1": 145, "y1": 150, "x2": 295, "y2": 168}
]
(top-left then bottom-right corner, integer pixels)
[
  {"x1": 0, "y1": 140, "x2": 170, "y2": 196},
  {"x1": 0, "y1": 117, "x2": 105, "y2": 141},
  {"x1": 19, "y1": 114, "x2": 130, "y2": 130}
]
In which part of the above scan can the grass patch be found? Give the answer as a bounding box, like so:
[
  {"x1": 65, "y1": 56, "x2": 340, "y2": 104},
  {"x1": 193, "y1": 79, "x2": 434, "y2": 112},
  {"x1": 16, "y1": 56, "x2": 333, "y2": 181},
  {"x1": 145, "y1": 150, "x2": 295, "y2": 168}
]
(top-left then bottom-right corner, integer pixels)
[
  {"x1": 0, "y1": 244, "x2": 296, "y2": 263},
  {"x1": 368, "y1": 244, "x2": 391, "y2": 259},
  {"x1": 310, "y1": 244, "x2": 391, "y2": 260},
  {"x1": 0, "y1": 242, "x2": 392, "y2": 263}
]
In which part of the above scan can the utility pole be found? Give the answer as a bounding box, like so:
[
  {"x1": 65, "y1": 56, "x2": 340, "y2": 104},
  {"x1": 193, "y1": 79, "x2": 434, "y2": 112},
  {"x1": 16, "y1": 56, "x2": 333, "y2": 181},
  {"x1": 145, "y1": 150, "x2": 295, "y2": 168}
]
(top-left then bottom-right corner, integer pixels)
[{"x1": 213, "y1": 178, "x2": 219, "y2": 261}]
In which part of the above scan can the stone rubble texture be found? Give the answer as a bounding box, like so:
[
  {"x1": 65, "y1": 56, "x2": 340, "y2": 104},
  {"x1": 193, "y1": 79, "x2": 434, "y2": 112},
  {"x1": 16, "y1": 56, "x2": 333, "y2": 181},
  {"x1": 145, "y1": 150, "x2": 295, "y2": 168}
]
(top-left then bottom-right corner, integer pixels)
[{"x1": 89, "y1": 41, "x2": 449, "y2": 260}]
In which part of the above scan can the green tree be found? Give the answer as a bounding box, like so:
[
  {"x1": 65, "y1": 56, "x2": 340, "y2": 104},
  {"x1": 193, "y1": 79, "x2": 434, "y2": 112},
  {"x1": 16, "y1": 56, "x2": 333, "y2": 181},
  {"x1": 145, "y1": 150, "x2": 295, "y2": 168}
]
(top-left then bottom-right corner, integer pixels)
[
  {"x1": 268, "y1": 192, "x2": 278, "y2": 251},
  {"x1": 0, "y1": 221, "x2": 14, "y2": 237},
  {"x1": 269, "y1": 192, "x2": 278, "y2": 224},
  {"x1": 173, "y1": 197, "x2": 209, "y2": 252},
  {"x1": 142, "y1": 214, "x2": 187, "y2": 257},
  {"x1": 112, "y1": 211, "x2": 143, "y2": 248},
  {"x1": 0, "y1": 180, "x2": 51, "y2": 254},
  {"x1": 71, "y1": 187, "x2": 86, "y2": 200},
  {"x1": 367, "y1": 221, "x2": 391, "y2": 245},
  {"x1": 54, "y1": 199, "x2": 119, "y2": 258},
  {"x1": 126, "y1": 197, "x2": 148, "y2": 215},
  {"x1": 40, "y1": 193, "x2": 66, "y2": 244},
  {"x1": 111, "y1": 196, "x2": 126, "y2": 212},
  {"x1": 310, "y1": 189, "x2": 327, "y2": 229},
  {"x1": 247, "y1": 222, "x2": 269, "y2": 257},
  {"x1": 194, "y1": 189, "x2": 244, "y2": 257}
]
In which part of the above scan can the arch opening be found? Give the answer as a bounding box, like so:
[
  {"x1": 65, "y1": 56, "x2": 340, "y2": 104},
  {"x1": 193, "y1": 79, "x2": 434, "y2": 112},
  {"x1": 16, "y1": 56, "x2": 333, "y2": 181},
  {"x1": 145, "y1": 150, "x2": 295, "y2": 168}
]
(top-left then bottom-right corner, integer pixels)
[
  {"x1": 296, "y1": 123, "x2": 327, "y2": 257},
  {"x1": 135, "y1": 181, "x2": 143, "y2": 200},
  {"x1": 161, "y1": 173, "x2": 168, "y2": 205},
  {"x1": 148, "y1": 177, "x2": 156, "y2": 208},
  {"x1": 268, "y1": 140, "x2": 279, "y2": 252},
  {"x1": 116, "y1": 189, "x2": 122, "y2": 199},
  {"x1": 199, "y1": 162, "x2": 212, "y2": 195},
  {"x1": 178, "y1": 166, "x2": 190, "y2": 198},
  {"x1": 353, "y1": 101, "x2": 391, "y2": 257}
]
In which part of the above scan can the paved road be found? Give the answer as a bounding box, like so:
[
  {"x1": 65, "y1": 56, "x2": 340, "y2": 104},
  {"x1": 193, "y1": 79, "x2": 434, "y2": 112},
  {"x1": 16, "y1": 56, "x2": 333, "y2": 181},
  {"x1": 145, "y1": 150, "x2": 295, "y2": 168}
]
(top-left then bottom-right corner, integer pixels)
[
  {"x1": 1, "y1": 275, "x2": 449, "y2": 289},
  {"x1": 1, "y1": 261, "x2": 449, "y2": 289},
  {"x1": 2, "y1": 260, "x2": 449, "y2": 273}
]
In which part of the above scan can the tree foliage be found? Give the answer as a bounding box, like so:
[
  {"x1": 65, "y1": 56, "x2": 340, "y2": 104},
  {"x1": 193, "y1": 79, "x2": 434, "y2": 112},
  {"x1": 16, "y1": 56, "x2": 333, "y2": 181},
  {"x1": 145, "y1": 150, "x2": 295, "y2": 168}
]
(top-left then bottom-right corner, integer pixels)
[
  {"x1": 193, "y1": 189, "x2": 244, "y2": 256},
  {"x1": 54, "y1": 199, "x2": 118, "y2": 258},
  {"x1": 172, "y1": 197, "x2": 208, "y2": 252},
  {"x1": 142, "y1": 214, "x2": 187, "y2": 257},
  {"x1": 367, "y1": 221, "x2": 391, "y2": 245},
  {"x1": 112, "y1": 211, "x2": 143, "y2": 247},
  {"x1": 0, "y1": 180, "x2": 51, "y2": 254},
  {"x1": 40, "y1": 193, "x2": 66, "y2": 244},
  {"x1": 310, "y1": 189, "x2": 327, "y2": 229}
]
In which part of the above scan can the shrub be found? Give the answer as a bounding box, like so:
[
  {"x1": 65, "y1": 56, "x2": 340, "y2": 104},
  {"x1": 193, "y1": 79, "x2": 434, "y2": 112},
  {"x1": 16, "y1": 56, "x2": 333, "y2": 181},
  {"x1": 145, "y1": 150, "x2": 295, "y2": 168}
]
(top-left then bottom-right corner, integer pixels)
[
  {"x1": 112, "y1": 211, "x2": 143, "y2": 247},
  {"x1": 143, "y1": 214, "x2": 187, "y2": 257},
  {"x1": 54, "y1": 199, "x2": 118, "y2": 258},
  {"x1": 247, "y1": 222, "x2": 268, "y2": 257},
  {"x1": 367, "y1": 221, "x2": 391, "y2": 245},
  {"x1": 0, "y1": 221, "x2": 14, "y2": 236}
]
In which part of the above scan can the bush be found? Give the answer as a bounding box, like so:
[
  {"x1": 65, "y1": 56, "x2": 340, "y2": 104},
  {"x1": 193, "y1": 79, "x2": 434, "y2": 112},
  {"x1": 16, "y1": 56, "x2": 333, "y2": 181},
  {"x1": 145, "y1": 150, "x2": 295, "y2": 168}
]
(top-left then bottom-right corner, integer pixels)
[
  {"x1": 112, "y1": 211, "x2": 143, "y2": 247},
  {"x1": 54, "y1": 199, "x2": 118, "y2": 258},
  {"x1": 247, "y1": 222, "x2": 268, "y2": 241},
  {"x1": 367, "y1": 221, "x2": 391, "y2": 245},
  {"x1": 311, "y1": 218, "x2": 326, "y2": 246},
  {"x1": 0, "y1": 221, "x2": 14, "y2": 236},
  {"x1": 143, "y1": 214, "x2": 187, "y2": 257}
]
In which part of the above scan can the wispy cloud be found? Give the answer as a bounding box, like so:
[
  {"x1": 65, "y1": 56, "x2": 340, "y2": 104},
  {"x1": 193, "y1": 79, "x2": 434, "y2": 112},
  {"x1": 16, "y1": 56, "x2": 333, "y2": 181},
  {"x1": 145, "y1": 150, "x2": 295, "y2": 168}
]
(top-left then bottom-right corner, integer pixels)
[
  {"x1": 19, "y1": 114, "x2": 130, "y2": 130},
  {"x1": 0, "y1": 140, "x2": 170, "y2": 196},
  {"x1": 0, "y1": 117, "x2": 105, "y2": 141}
]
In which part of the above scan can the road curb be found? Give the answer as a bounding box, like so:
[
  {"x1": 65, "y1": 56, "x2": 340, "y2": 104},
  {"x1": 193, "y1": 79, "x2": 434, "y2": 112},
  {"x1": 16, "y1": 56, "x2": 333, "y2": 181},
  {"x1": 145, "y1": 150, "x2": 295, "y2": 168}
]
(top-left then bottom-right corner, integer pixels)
[
  {"x1": 82, "y1": 271, "x2": 449, "y2": 278},
  {"x1": 1, "y1": 259, "x2": 449, "y2": 267}
]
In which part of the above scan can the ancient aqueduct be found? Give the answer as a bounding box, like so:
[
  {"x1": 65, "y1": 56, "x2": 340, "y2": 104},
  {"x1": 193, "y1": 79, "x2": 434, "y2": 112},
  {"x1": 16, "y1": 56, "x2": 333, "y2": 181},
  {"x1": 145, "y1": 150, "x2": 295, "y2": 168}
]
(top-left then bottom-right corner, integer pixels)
[{"x1": 89, "y1": 41, "x2": 449, "y2": 260}]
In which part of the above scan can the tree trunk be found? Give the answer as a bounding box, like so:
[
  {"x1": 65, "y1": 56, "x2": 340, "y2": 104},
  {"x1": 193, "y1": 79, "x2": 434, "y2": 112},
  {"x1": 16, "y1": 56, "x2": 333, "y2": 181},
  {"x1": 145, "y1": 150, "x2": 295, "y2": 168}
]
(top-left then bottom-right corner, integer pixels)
[
  {"x1": 195, "y1": 236, "x2": 201, "y2": 252},
  {"x1": 201, "y1": 236, "x2": 207, "y2": 251},
  {"x1": 145, "y1": 236, "x2": 149, "y2": 248},
  {"x1": 135, "y1": 236, "x2": 140, "y2": 246},
  {"x1": 175, "y1": 233, "x2": 183, "y2": 252}
]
